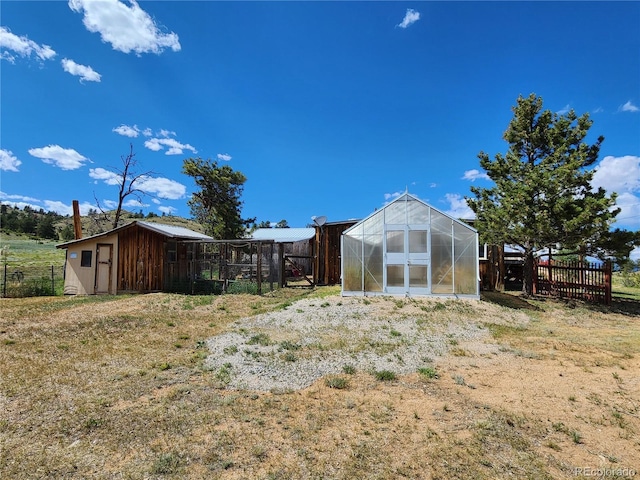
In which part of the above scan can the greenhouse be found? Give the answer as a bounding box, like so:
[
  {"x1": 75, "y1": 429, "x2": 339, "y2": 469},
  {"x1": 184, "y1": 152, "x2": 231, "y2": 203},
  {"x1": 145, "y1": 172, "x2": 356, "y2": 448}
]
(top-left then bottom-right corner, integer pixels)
[{"x1": 341, "y1": 193, "x2": 479, "y2": 299}]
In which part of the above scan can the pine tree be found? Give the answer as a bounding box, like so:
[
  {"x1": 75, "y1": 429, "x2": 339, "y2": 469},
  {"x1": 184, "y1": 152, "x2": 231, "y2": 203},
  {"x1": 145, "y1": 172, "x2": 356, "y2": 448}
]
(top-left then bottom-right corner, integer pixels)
[
  {"x1": 466, "y1": 94, "x2": 619, "y2": 295},
  {"x1": 182, "y1": 158, "x2": 254, "y2": 239}
]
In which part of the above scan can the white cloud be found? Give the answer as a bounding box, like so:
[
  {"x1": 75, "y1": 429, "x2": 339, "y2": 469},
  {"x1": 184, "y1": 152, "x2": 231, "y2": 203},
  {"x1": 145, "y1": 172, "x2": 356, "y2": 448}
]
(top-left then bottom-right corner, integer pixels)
[
  {"x1": 619, "y1": 100, "x2": 639, "y2": 113},
  {"x1": 0, "y1": 149, "x2": 22, "y2": 172},
  {"x1": 123, "y1": 198, "x2": 149, "y2": 208},
  {"x1": 384, "y1": 191, "x2": 403, "y2": 202},
  {"x1": 592, "y1": 155, "x2": 640, "y2": 228},
  {"x1": 462, "y1": 169, "x2": 490, "y2": 182},
  {"x1": 113, "y1": 124, "x2": 140, "y2": 137},
  {"x1": 443, "y1": 193, "x2": 474, "y2": 220},
  {"x1": 89, "y1": 167, "x2": 121, "y2": 185},
  {"x1": 158, "y1": 129, "x2": 176, "y2": 137},
  {"x1": 0, "y1": 192, "x2": 40, "y2": 203},
  {"x1": 1, "y1": 200, "x2": 42, "y2": 211},
  {"x1": 142, "y1": 128, "x2": 153, "y2": 137},
  {"x1": 159, "y1": 205, "x2": 177, "y2": 215},
  {"x1": 68, "y1": 0, "x2": 181, "y2": 55},
  {"x1": 41, "y1": 200, "x2": 93, "y2": 216},
  {"x1": 61, "y1": 58, "x2": 101, "y2": 82},
  {"x1": 102, "y1": 199, "x2": 118, "y2": 209},
  {"x1": 592, "y1": 155, "x2": 640, "y2": 193},
  {"x1": 90, "y1": 170, "x2": 185, "y2": 200},
  {"x1": 0, "y1": 26, "x2": 56, "y2": 63},
  {"x1": 397, "y1": 9, "x2": 420, "y2": 29},
  {"x1": 217, "y1": 153, "x2": 232, "y2": 162},
  {"x1": 0, "y1": 197, "x2": 95, "y2": 216},
  {"x1": 610, "y1": 192, "x2": 640, "y2": 228},
  {"x1": 144, "y1": 137, "x2": 196, "y2": 155},
  {"x1": 556, "y1": 104, "x2": 571, "y2": 115},
  {"x1": 137, "y1": 176, "x2": 186, "y2": 199},
  {"x1": 28, "y1": 145, "x2": 90, "y2": 170}
]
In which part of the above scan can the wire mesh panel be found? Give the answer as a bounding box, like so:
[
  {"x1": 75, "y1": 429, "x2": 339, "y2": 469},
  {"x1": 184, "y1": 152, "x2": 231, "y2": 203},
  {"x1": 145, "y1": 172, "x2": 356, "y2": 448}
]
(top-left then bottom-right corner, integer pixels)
[{"x1": 1, "y1": 264, "x2": 65, "y2": 297}]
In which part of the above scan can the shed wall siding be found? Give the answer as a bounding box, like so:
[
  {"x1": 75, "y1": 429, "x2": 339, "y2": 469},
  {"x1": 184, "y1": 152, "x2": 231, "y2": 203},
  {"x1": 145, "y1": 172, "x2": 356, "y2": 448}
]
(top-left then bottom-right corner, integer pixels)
[
  {"x1": 117, "y1": 226, "x2": 165, "y2": 292},
  {"x1": 63, "y1": 233, "x2": 119, "y2": 295}
]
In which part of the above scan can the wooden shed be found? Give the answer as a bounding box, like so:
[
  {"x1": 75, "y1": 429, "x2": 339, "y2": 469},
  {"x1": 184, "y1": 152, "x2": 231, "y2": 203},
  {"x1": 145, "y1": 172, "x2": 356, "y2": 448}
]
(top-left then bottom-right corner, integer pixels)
[
  {"x1": 312, "y1": 220, "x2": 358, "y2": 285},
  {"x1": 56, "y1": 221, "x2": 214, "y2": 295}
]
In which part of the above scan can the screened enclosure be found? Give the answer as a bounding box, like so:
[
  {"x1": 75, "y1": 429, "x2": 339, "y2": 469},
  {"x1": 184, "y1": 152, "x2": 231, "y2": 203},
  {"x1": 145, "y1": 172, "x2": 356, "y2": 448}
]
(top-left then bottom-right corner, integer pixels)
[{"x1": 341, "y1": 193, "x2": 479, "y2": 298}]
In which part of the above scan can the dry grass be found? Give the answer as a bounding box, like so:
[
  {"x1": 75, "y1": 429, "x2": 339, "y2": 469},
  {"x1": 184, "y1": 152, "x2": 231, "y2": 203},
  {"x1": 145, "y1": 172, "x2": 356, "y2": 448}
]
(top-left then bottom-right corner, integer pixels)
[{"x1": 1, "y1": 288, "x2": 639, "y2": 479}]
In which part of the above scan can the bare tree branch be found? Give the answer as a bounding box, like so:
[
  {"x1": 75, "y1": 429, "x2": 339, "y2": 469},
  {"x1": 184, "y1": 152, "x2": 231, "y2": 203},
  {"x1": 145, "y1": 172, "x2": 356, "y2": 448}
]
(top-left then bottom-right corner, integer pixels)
[{"x1": 92, "y1": 144, "x2": 156, "y2": 231}]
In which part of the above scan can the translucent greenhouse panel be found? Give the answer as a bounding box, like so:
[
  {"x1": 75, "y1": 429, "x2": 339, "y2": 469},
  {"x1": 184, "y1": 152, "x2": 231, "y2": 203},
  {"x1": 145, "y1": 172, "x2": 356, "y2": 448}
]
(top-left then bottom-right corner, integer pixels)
[
  {"x1": 431, "y1": 211, "x2": 453, "y2": 294},
  {"x1": 453, "y1": 223, "x2": 478, "y2": 294},
  {"x1": 407, "y1": 197, "x2": 429, "y2": 224},
  {"x1": 362, "y1": 209, "x2": 384, "y2": 237},
  {"x1": 342, "y1": 232, "x2": 363, "y2": 292},
  {"x1": 409, "y1": 265, "x2": 428, "y2": 288},
  {"x1": 386, "y1": 264, "x2": 404, "y2": 287},
  {"x1": 384, "y1": 197, "x2": 406, "y2": 224},
  {"x1": 409, "y1": 230, "x2": 427, "y2": 253},
  {"x1": 363, "y1": 234, "x2": 383, "y2": 291},
  {"x1": 386, "y1": 230, "x2": 404, "y2": 253}
]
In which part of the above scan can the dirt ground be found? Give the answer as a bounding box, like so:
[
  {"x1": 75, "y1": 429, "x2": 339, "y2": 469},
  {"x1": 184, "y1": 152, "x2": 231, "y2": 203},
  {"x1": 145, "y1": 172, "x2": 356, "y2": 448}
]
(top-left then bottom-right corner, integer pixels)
[{"x1": 1, "y1": 289, "x2": 638, "y2": 479}]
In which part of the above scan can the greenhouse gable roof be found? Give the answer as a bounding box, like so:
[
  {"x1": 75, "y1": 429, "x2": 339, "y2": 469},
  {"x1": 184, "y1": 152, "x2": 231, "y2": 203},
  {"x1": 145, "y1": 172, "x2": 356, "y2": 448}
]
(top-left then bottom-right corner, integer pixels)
[{"x1": 343, "y1": 192, "x2": 477, "y2": 234}]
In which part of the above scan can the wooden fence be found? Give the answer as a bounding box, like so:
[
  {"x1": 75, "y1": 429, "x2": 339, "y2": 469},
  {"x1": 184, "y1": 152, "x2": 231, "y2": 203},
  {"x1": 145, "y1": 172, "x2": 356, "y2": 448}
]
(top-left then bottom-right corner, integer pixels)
[{"x1": 533, "y1": 259, "x2": 612, "y2": 305}]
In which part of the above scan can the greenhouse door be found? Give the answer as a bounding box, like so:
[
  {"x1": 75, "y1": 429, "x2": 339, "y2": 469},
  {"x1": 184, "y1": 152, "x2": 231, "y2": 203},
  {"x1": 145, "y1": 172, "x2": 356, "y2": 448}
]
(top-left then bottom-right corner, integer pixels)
[{"x1": 384, "y1": 226, "x2": 430, "y2": 295}]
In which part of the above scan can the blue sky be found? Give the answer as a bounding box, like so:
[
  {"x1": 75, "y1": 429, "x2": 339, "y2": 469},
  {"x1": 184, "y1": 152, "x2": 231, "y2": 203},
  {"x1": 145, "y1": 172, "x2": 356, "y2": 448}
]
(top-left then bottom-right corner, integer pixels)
[{"x1": 1, "y1": 1, "x2": 639, "y2": 239}]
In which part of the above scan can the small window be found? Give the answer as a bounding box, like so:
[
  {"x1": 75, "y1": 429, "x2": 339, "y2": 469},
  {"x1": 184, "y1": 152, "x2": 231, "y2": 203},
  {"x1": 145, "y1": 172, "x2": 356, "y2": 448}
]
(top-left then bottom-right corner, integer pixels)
[
  {"x1": 81, "y1": 250, "x2": 92, "y2": 267},
  {"x1": 479, "y1": 243, "x2": 488, "y2": 260},
  {"x1": 167, "y1": 242, "x2": 177, "y2": 262}
]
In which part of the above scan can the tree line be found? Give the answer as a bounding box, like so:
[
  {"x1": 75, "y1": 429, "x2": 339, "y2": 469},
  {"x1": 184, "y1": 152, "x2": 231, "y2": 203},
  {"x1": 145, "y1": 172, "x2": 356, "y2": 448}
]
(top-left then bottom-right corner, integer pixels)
[
  {"x1": 1, "y1": 205, "x2": 65, "y2": 240},
  {"x1": 0, "y1": 204, "x2": 166, "y2": 241}
]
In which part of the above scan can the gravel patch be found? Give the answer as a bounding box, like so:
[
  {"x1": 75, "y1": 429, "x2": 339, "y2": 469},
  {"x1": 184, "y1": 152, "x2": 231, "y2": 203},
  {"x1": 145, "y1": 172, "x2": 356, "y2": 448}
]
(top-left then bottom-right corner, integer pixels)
[{"x1": 205, "y1": 295, "x2": 490, "y2": 391}]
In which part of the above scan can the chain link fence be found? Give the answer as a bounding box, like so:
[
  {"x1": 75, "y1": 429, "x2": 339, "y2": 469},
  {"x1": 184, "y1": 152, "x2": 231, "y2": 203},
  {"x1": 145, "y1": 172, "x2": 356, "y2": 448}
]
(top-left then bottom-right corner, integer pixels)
[{"x1": 1, "y1": 264, "x2": 65, "y2": 298}]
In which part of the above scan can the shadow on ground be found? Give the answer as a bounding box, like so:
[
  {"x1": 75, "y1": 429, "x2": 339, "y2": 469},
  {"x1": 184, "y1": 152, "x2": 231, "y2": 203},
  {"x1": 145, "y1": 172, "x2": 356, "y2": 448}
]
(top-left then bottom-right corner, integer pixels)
[{"x1": 482, "y1": 290, "x2": 640, "y2": 317}]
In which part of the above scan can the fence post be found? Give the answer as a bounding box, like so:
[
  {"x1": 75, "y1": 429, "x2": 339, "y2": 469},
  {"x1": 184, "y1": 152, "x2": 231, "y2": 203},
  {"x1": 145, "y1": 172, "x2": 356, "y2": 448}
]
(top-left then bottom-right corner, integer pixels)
[{"x1": 605, "y1": 260, "x2": 612, "y2": 306}]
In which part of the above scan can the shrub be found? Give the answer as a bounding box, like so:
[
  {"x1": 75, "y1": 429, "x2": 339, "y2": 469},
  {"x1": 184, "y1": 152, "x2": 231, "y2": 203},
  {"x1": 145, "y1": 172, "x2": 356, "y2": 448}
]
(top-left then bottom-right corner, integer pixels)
[
  {"x1": 325, "y1": 376, "x2": 350, "y2": 389},
  {"x1": 373, "y1": 370, "x2": 396, "y2": 381},
  {"x1": 418, "y1": 366, "x2": 439, "y2": 379}
]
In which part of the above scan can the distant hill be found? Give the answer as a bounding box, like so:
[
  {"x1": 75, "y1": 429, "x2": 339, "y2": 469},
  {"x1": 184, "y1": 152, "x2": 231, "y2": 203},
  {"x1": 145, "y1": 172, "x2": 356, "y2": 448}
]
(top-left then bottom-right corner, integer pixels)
[
  {"x1": 56, "y1": 210, "x2": 206, "y2": 239},
  {"x1": 1, "y1": 204, "x2": 205, "y2": 242}
]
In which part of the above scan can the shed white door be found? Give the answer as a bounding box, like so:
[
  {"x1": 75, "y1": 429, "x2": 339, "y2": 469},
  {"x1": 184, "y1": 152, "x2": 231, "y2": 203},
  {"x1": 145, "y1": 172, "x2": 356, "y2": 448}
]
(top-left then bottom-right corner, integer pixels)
[
  {"x1": 384, "y1": 226, "x2": 430, "y2": 295},
  {"x1": 95, "y1": 243, "x2": 113, "y2": 294}
]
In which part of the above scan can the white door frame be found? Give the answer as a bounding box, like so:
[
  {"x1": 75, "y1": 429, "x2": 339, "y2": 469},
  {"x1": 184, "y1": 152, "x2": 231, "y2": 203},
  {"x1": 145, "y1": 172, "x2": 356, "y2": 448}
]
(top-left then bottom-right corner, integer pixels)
[{"x1": 383, "y1": 225, "x2": 430, "y2": 295}]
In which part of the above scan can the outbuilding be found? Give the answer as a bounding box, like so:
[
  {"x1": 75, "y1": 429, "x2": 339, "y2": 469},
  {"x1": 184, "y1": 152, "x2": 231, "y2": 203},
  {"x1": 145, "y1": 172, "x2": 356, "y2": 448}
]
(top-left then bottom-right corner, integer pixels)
[
  {"x1": 56, "y1": 221, "x2": 214, "y2": 295},
  {"x1": 341, "y1": 192, "x2": 479, "y2": 298}
]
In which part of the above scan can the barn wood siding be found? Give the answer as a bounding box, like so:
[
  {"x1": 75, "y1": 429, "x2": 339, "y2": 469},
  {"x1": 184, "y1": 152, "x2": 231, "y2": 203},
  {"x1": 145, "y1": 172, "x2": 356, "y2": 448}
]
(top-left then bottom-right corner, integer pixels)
[
  {"x1": 118, "y1": 226, "x2": 165, "y2": 292},
  {"x1": 315, "y1": 221, "x2": 357, "y2": 285}
]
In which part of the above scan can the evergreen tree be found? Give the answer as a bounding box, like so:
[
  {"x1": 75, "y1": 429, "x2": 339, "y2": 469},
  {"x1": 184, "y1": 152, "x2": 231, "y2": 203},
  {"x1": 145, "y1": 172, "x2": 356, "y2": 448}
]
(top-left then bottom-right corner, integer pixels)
[
  {"x1": 182, "y1": 157, "x2": 254, "y2": 239},
  {"x1": 466, "y1": 93, "x2": 619, "y2": 295},
  {"x1": 36, "y1": 215, "x2": 57, "y2": 239}
]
